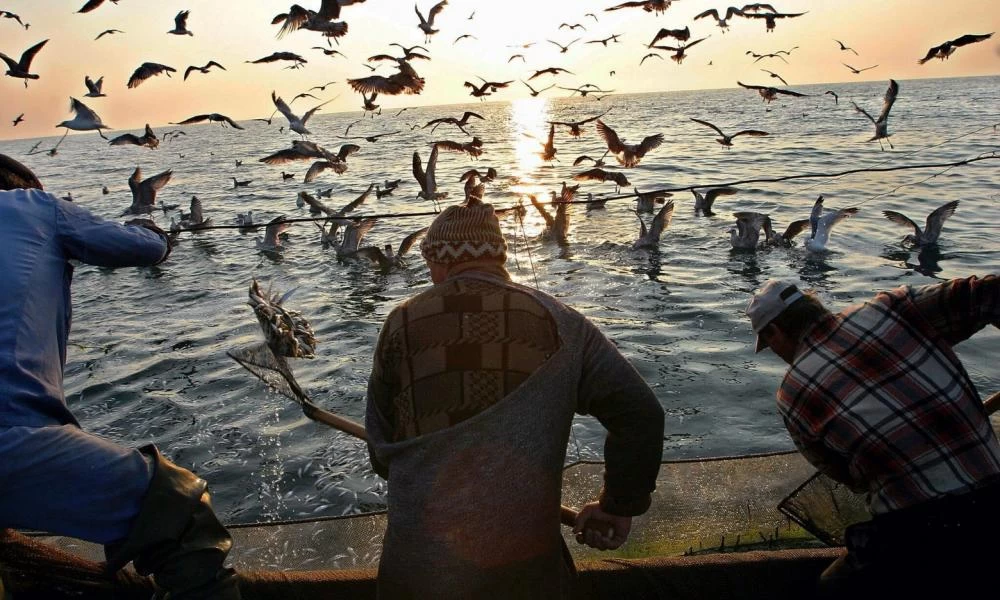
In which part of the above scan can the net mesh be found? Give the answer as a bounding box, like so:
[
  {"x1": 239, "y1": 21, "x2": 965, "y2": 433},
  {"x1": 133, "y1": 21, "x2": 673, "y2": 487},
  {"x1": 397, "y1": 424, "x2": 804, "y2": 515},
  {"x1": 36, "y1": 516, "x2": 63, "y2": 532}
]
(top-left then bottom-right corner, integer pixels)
[{"x1": 227, "y1": 343, "x2": 302, "y2": 405}]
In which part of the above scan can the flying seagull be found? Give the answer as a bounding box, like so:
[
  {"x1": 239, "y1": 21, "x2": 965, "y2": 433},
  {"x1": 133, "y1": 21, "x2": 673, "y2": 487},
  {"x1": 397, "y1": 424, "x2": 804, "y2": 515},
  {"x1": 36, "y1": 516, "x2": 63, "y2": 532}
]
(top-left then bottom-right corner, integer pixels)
[
  {"x1": 95, "y1": 29, "x2": 124, "y2": 40},
  {"x1": 412, "y1": 144, "x2": 447, "y2": 204},
  {"x1": 109, "y1": 124, "x2": 159, "y2": 149},
  {"x1": 127, "y1": 62, "x2": 176, "y2": 88},
  {"x1": 737, "y1": 81, "x2": 807, "y2": 103},
  {"x1": 84, "y1": 75, "x2": 106, "y2": 97},
  {"x1": 272, "y1": 91, "x2": 330, "y2": 136},
  {"x1": 596, "y1": 120, "x2": 663, "y2": 167},
  {"x1": 834, "y1": 39, "x2": 858, "y2": 55},
  {"x1": 851, "y1": 79, "x2": 898, "y2": 150},
  {"x1": 167, "y1": 10, "x2": 193, "y2": 36},
  {"x1": 171, "y1": 113, "x2": 245, "y2": 129},
  {"x1": 123, "y1": 167, "x2": 172, "y2": 215},
  {"x1": 689, "y1": 118, "x2": 768, "y2": 148},
  {"x1": 918, "y1": 33, "x2": 993, "y2": 64},
  {"x1": 843, "y1": 63, "x2": 877, "y2": 74},
  {"x1": 78, "y1": 0, "x2": 119, "y2": 13},
  {"x1": 415, "y1": 1, "x2": 448, "y2": 43},
  {"x1": 183, "y1": 61, "x2": 225, "y2": 80},
  {"x1": 694, "y1": 7, "x2": 744, "y2": 31},
  {"x1": 56, "y1": 97, "x2": 110, "y2": 139},
  {"x1": 1, "y1": 39, "x2": 48, "y2": 87},
  {"x1": 882, "y1": 200, "x2": 958, "y2": 247}
]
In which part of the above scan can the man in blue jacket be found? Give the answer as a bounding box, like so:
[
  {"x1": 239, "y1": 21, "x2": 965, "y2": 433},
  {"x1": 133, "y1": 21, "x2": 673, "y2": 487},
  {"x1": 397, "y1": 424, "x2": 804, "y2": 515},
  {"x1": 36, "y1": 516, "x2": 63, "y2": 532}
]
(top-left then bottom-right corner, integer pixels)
[{"x1": 0, "y1": 154, "x2": 240, "y2": 599}]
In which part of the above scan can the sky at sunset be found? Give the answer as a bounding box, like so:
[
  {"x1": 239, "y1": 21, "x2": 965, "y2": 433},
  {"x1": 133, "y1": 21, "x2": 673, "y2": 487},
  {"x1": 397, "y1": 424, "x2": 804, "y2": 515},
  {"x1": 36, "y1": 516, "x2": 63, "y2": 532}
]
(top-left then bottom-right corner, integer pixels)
[{"x1": 1, "y1": 0, "x2": 997, "y2": 141}]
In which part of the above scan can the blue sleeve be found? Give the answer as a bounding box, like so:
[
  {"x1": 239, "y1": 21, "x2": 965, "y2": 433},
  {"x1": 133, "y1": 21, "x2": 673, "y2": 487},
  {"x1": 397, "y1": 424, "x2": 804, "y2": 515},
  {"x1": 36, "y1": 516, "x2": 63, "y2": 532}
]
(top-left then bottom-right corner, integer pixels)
[{"x1": 55, "y1": 198, "x2": 168, "y2": 267}]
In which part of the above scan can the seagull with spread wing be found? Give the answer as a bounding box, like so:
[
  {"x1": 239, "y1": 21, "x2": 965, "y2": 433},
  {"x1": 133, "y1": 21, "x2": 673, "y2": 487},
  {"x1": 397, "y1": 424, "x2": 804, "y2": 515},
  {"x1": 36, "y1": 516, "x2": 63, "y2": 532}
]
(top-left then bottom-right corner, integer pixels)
[
  {"x1": 548, "y1": 38, "x2": 581, "y2": 54},
  {"x1": 843, "y1": 63, "x2": 877, "y2": 74},
  {"x1": 692, "y1": 187, "x2": 738, "y2": 216},
  {"x1": 122, "y1": 167, "x2": 172, "y2": 215},
  {"x1": 349, "y1": 227, "x2": 429, "y2": 271},
  {"x1": 548, "y1": 110, "x2": 608, "y2": 137},
  {"x1": 56, "y1": 97, "x2": 110, "y2": 139},
  {"x1": 94, "y1": 29, "x2": 124, "y2": 40},
  {"x1": 1, "y1": 39, "x2": 47, "y2": 87},
  {"x1": 883, "y1": 200, "x2": 958, "y2": 247},
  {"x1": 413, "y1": 144, "x2": 447, "y2": 205},
  {"x1": 695, "y1": 7, "x2": 744, "y2": 31},
  {"x1": 272, "y1": 90, "x2": 330, "y2": 136},
  {"x1": 171, "y1": 113, "x2": 244, "y2": 129},
  {"x1": 522, "y1": 80, "x2": 555, "y2": 97},
  {"x1": 605, "y1": 1, "x2": 670, "y2": 16},
  {"x1": 415, "y1": 0, "x2": 448, "y2": 43},
  {"x1": 596, "y1": 120, "x2": 663, "y2": 167},
  {"x1": 78, "y1": 0, "x2": 119, "y2": 13},
  {"x1": 633, "y1": 200, "x2": 674, "y2": 250},
  {"x1": 851, "y1": 79, "x2": 898, "y2": 150},
  {"x1": 647, "y1": 27, "x2": 690, "y2": 47},
  {"x1": 109, "y1": 124, "x2": 159, "y2": 149},
  {"x1": 574, "y1": 168, "x2": 630, "y2": 192},
  {"x1": 272, "y1": 2, "x2": 351, "y2": 41},
  {"x1": 918, "y1": 33, "x2": 993, "y2": 64},
  {"x1": 805, "y1": 195, "x2": 859, "y2": 252},
  {"x1": 690, "y1": 118, "x2": 768, "y2": 148},
  {"x1": 183, "y1": 61, "x2": 225, "y2": 80},
  {"x1": 127, "y1": 62, "x2": 176, "y2": 88},
  {"x1": 424, "y1": 110, "x2": 484, "y2": 135},
  {"x1": 651, "y1": 36, "x2": 709, "y2": 63},
  {"x1": 84, "y1": 75, "x2": 106, "y2": 97},
  {"x1": 167, "y1": 10, "x2": 193, "y2": 35},
  {"x1": 834, "y1": 39, "x2": 858, "y2": 55},
  {"x1": 737, "y1": 81, "x2": 807, "y2": 103}
]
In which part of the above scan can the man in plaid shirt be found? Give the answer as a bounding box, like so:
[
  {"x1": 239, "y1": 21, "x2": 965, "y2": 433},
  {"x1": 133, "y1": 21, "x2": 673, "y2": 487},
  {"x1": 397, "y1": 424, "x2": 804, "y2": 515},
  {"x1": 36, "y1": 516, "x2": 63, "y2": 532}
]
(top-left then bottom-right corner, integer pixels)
[{"x1": 747, "y1": 275, "x2": 999, "y2": 596}]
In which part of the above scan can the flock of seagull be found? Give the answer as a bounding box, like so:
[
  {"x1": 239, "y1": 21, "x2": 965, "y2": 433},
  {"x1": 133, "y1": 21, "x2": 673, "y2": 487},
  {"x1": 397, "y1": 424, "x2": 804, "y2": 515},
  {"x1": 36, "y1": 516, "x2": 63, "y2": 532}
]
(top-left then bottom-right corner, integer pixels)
[{"x1": 1, "y1": 1, "x2": 993, "y2": 271}]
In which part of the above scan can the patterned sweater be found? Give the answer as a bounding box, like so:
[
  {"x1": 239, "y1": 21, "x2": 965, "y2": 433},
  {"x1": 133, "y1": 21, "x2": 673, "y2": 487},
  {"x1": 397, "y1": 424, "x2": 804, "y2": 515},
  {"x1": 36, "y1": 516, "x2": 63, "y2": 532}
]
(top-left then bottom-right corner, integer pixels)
[{"x1": 366, "y1": 270, "x2": 664, "y2": 599}]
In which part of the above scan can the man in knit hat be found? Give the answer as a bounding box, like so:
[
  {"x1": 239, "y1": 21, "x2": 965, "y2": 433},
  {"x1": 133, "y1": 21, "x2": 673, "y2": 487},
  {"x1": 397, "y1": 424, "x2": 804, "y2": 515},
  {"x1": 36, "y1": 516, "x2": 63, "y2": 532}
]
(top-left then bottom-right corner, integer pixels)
[
  {"x1": 0, "y1": 154, "x2": 240, "y2": 599},
  {"x1": 365, "y1": 199, "x2": 665, "y2": 599}
]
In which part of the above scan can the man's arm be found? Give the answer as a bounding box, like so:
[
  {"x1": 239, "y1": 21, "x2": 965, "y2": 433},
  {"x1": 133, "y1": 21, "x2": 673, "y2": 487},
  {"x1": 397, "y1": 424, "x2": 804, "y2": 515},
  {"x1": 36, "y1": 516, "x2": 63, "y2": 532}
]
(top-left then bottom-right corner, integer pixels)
[
  {"x1": 906, "y1": 274, "x2": 999, "y2": 346},
  {"x1": 784, "y1": 418, "x2": 866, "y2": 493},
  {"x1": 576, "y1": 318, "x2": 665, "y2": 518},
  {"x1": 364, "y1": 313, "x2": 398, "y2": 480},
  {"x1": 55, "y1": 198, "x2": 168, "y2": 267}
]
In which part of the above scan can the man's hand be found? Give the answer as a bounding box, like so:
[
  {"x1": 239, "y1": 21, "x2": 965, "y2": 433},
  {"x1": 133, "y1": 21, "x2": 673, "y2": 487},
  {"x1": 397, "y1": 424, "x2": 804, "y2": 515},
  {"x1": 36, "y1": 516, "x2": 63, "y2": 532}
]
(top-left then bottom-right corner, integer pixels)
[
  {"x1": 124, "y1": 218, "x2": 173, "y2": 263},
  {"x1": 572, "y1": 501, "x2": 632, "y2": 550}
]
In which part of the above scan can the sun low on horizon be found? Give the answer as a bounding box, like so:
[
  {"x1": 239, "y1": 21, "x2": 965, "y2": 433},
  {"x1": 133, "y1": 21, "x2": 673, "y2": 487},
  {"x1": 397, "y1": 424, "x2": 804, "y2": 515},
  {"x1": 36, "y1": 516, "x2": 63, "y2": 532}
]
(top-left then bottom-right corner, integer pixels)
[{"x1": 0, "y1": 0, "x2": 997, "y2": 142}]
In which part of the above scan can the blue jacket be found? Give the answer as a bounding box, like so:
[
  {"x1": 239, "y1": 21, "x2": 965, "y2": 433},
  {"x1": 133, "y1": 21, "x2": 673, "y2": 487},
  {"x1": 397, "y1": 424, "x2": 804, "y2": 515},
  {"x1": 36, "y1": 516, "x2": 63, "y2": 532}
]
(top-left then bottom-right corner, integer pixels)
[{"x1": 0, "y1": 189, "x2": 168, "y2": 428}]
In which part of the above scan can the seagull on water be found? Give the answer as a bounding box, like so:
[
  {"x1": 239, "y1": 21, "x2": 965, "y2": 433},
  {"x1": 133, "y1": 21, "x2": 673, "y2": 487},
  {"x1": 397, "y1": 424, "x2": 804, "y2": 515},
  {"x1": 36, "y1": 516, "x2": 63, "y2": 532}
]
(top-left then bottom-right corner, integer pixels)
[
  {"x1": 805, "y1": 195, "x2": 859, "y2": 252},
  {"x1": 692, "y1": 187, "x2": 738, "y2": 216},
  {"x1": 123, "y1": 167, "x2": 172, "y2": 215},
  {"x1": 349, "y1": 227, "x2": 429, "y2": 271},
  {"x1": 632, "y1": 200, "x2": 675, "y2": 250},
  {"x1": 882, "y1": 200, "x2": 958, "y2": 247},
  {"x1": 256, "y1": 216, "x2": 290, "y2": 252}
]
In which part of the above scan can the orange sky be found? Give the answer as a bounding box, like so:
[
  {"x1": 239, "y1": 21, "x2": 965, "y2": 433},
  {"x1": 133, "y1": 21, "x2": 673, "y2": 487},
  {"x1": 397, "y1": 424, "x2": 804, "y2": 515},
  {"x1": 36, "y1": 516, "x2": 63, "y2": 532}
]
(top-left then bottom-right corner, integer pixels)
[{"x1": 1, "y1": 0, "x2": 997, "y2": 141}]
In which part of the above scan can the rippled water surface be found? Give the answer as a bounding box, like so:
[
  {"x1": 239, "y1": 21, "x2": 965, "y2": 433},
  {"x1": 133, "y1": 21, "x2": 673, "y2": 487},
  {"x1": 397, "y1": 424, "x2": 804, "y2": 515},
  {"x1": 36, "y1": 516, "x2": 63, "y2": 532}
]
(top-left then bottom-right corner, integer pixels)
[{"x1": 2, "y1": 76, "x2": 998, "y2": 524}]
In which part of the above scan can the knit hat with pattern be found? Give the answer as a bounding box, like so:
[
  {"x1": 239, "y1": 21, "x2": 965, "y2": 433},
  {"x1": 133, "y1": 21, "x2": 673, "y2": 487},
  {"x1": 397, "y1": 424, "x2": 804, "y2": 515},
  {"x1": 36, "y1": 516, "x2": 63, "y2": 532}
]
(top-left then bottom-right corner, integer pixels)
[{"x1": 420, "y1": 202, "x2": 507, "y2": 265}]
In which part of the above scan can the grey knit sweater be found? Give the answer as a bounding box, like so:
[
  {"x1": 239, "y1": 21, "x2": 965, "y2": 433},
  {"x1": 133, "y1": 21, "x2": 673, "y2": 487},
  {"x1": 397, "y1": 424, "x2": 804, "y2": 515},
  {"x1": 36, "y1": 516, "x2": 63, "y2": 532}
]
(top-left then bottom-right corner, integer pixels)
[{"x1": 366, "y1": 271, "x2": 664, "y2": 599}]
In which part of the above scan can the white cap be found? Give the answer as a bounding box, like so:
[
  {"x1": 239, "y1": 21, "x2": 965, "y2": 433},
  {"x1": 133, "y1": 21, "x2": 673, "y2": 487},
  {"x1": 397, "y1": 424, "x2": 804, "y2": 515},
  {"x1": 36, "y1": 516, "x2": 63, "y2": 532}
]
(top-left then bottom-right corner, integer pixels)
[{"x1": 747, "y1": 280, "x2": 803, "y2": 353}]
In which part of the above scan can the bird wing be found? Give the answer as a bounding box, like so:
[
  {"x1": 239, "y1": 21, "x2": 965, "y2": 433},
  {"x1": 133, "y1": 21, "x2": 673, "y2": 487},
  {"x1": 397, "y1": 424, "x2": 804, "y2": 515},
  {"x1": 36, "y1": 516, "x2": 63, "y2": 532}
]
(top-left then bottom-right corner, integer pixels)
[
  {"x1": 18, "y1": 39, "x2": 48, "y2": 70},
  {"x1": 271, "y1": 91, "x2": 297, "y2": 122},
  {"x1": 690, "y1": 118, "x2": 725, "y2": 137},
  {"x1": 70, "y1": 97, "x2": 103, "y2": 123},
  {"x1": 882, "y1": 210, "x2": 920, "y2": 237},
  {"x1": 774, "y1": 88, "x2": 807, "y2": 97},
  {"x1": 528, "y1": 195, "x2": 555, "y2": 227},
  {"x1": 782, "y1": 219, "x2": 810, "y2": 241},
  {"x1": 850, "y1": 101, "x2": 876, "y2": 125},
  {"x1": 640, "y1": 53, "x2": 662, "y2": 65},
  {"x1": 108, "y1": 133, "x2": 140, "y2": 146},
  {"x1": 737, "y1": 81, "x2": 763, "y2": 91},
  {"x1": 85, "y1": 75, "x2": 97, "y2": 93},
  {"x1": 462, "y1": 111, "x2": 485, "y2": 122},
  {"x1": 732, "y1": 129, "x2": 769, "y2": 138},
  {"x1": 277, "y1": 5, "x2": 311, "y2": 38},
  {"x1": 815, "y1": 207, "x2": 859, "y2": 245},
  {"x1": 337, "y1": 143, "x2": 361, "y2": 160},
  {"x1": 412, "y1": 150, "x2": 427, "y2": 193},
  {"x1": 595, "y1": 120, "x2": 625, "y2": 154},
  {"x1": 174, "y1": 10, "x2": 189, "y2": 30},
  {"x1": 138, "y1": 169, "x2": 172, "y2": 207},
  {"x1": 127, "y1": 63, "x2": 174, "y2": 88},
  {"x1": 0, "y1": 52, "x2": 18, "y2": 72},
  {"x1": 263, "y1": 215, "x2": 291, "y2": 246},
  {"x1": 808, "y1": 196, "x2": 824, "y2": 238},
  {"x1": 694, "y1": 8, "x2": 720, "y2": 20},
  {"x1": 638, "y1": 133, "x2": 665, "y2": 155},
  {"x1": 339, "y1": 183, "x2": 375, "y2": 215},
  {"x1": 348, "y1": 74, "x2": 404, "y2": 95},
  {"x1": 923, "y1": 200, "x2": 959, "y2": 243},
  {"x1": 573, "y1": 155, "x2": 595, "y2": 166},
  {"x1": 427, "y1": 0, "x2": 448, "y2": 25},
  {"x1": 875, "y1": 79, "x2": 899, "y2": 125},
  {"x1": 342, "y1": 218, "x2": 377, "y2": 252},
  {"x1": 300, "y1": 191, "x2": 335, "y2": 216},
  {"x1": 78, "y1": 0, "x2": 107, "y2": 13},
  {"x1": 425, "y1": 144, "x2": 439, "y2": 193},
  {"x1": 734, "y1": 211, "x2": 769, "y2": 232},
  {"x1": 647, "y1": 199, "x2": 675, "y2": 241},
  {"x1": 573, "y1": 168, "x2": 609, "y2": 182},
  {"x1": 950, "y1": 33, "x2": 993, "y2": 47},
  {"x1": 183, "y1": 66, "x2": 198, "y2": 80},
  {"x1": 703, "y1": 187, "x2": 738, "y2": 208},
  {"x1": 174, "y1": 114, "x2": 210, "y2": 125},
  {"x1": 349, "y1": 245, "x2": 388, "y2": 265},
  {"x1": 918, "y1": 43, "x2": 946, "y2": 64},
  {"x1": 304, "y1": 161, "x2": 334, "y2": 183},
  {"x1": 207, "y1": 61, "x2": 226, "y2": 71},
  {"x1": 398, "y1": 227, "x2": 430, "y2": 256},
  {"x1": 301, "y1": 99, "x2": 332, "y2": 124}
]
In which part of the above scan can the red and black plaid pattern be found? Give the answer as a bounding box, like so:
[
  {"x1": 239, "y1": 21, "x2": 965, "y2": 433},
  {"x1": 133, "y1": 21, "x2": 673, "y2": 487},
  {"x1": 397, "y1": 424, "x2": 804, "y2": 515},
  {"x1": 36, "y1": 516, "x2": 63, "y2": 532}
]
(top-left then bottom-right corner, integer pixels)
[
  {"x1": 777, "y1": 275, "x2": 1000, "y2": 515},
  {"x1": 371, "y1": 276, "x2": 560, "y2": 442}
]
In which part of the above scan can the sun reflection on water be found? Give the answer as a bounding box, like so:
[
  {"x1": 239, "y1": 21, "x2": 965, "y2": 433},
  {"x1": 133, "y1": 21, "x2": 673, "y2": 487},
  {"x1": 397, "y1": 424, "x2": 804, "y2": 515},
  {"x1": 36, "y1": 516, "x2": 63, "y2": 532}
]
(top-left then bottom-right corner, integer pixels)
[{"x1": 509, "y1": 97, "x2": 551, "y2": 198}]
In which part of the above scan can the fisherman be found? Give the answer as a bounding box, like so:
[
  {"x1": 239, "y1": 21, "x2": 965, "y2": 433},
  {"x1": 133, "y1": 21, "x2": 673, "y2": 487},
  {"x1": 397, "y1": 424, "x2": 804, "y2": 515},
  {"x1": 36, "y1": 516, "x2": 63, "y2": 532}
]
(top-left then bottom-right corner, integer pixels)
[
  {"x1": 0, "y1": 154, "x2": 240, "y2": 599},
  {"x1": 365, "y1": 198, "x2": 665, "y2": 598},
  {"x1": 747, "y1": 276, "x2": 999, "y2": 597}
]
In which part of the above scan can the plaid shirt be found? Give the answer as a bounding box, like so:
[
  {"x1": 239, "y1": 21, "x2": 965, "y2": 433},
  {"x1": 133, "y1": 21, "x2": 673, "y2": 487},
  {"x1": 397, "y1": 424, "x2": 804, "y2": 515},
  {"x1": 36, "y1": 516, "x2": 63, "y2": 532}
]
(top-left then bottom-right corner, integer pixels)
[{"x1": 777, "y1": 275, "x2": 1000, "y2": 515}]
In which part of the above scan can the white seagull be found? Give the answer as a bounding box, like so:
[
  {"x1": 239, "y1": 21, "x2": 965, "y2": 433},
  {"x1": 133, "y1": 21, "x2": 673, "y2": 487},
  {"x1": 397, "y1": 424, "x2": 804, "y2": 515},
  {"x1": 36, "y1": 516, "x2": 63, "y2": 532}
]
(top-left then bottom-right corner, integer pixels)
[
  {"x1": 272, "y1": 90, "x2": 330, "y2": 137},
  {"x1": 851, "y1": 79, "x2": 898, "y2": 150},
  {"x1": 256, "y1": 215, "x2": 291, "y2": 252},
  {"x1": 412, "y1": 144, "x2": 447, "y2": 205},
  {"x1": 632, "y1": 200, "x2": 675, "y2": 250},
  {"x1": 805, "y1": 195, "x2": 859, "y2": 252},
  {"x1": 56, "y1": 97, "x2": 110, "y2": 139}
]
